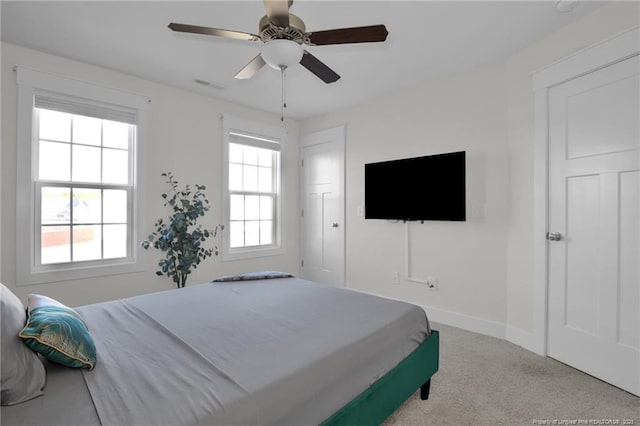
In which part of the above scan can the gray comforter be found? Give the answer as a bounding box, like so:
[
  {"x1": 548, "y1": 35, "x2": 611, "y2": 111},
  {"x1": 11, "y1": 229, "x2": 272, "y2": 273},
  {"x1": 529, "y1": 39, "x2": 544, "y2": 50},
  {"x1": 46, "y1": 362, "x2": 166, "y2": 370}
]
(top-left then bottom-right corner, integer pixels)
[{"x1": 1, "y1": 278, "x2": 429, "y2": 425}]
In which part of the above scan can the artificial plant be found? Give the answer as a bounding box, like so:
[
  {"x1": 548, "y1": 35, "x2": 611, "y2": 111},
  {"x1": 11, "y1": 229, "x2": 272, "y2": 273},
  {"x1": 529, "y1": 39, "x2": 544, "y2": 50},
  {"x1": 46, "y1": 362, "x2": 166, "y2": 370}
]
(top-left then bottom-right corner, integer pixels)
[{"x1": 141, "y1": 172, "x2": 222, "y2": 288}]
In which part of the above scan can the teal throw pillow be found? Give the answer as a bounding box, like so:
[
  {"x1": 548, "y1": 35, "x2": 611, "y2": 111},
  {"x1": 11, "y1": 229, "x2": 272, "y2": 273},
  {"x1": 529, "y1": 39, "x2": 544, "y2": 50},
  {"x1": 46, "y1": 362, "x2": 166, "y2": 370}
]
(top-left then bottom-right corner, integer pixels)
[{"x1": 19, "y1": 294, "x2": 96, "y2": 370}]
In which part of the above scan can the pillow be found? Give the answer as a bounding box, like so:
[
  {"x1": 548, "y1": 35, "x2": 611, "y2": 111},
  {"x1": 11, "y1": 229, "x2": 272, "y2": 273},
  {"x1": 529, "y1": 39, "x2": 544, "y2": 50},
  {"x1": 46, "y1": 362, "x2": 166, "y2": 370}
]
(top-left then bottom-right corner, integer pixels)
[
  {"x1": 212, "y1": 271, "x2": 294, "y2": 282},
  {"x1": 0, "y1": 284, "x2": 46, "y2": 406},
  {"x1": 19, "y1": 294, "x2": 96, "y2": 370}
]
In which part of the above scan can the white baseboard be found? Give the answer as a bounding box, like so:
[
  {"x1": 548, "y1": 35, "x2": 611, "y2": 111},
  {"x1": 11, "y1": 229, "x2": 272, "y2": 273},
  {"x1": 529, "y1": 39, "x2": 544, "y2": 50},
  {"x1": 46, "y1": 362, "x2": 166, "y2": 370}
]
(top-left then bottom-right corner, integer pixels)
[
  {"x1": 420, "y1": 304, "x2": 506, "y2": 340},
  {"x1": 345, "y1": 287, "x2": 506, "y2": 340},
  {"x1": 505, "y1": 325, "x2": 540, "y2": 354},
  {"x1": 345, "y1": 287, "x2": 545, "y2": 353}
]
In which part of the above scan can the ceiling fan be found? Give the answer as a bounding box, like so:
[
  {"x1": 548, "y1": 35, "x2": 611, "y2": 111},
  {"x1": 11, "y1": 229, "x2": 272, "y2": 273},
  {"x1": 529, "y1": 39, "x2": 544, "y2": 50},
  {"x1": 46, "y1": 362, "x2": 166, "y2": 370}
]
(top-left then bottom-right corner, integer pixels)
[{"x1": 168, "y1": 0, "x2": 389, "y2": 84}]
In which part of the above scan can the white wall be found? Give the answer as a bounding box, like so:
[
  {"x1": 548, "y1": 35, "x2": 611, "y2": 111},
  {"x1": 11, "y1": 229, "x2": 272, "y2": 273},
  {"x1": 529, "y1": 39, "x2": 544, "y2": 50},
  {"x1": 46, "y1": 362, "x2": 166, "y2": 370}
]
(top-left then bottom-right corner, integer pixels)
[
  {"x1": 1, "y1": 42, "x2": 300, "y2": 306},
  {"x1": 301, "y1": 2, "x2": 640, "y2": 345},
  {"x1": 302, "y1": 61, "x2": 511, "y2": 328}
]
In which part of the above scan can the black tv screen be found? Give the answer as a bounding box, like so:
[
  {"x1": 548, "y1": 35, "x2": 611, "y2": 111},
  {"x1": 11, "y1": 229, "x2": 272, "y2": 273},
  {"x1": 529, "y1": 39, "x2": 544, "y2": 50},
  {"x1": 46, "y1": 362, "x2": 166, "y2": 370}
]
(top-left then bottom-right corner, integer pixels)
[{"x1": 364, "y1": 151, "x2": 466, "y2": 221}]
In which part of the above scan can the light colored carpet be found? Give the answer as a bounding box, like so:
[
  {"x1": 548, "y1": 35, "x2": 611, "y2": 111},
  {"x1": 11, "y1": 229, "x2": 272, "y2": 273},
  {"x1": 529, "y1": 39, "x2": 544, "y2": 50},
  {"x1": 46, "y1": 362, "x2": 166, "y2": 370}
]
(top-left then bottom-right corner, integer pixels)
[{"x1": 384, "y1": 323, "x2": 640, "y2": 426}]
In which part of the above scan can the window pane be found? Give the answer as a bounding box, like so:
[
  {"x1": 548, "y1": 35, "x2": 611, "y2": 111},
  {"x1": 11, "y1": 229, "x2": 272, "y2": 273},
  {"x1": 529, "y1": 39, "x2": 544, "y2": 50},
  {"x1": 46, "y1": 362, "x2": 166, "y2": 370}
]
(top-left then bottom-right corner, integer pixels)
[
  {"x1": 39, "y1": 141, "x2": 70, "y2": 181},
  {"x1": 230, "y1": 194, "x2": 244, "y2": 221},
  {"x1": 243, "y1": 146, "x2": 258, "y2": 165},
  {"x1": 258, "y1": 149, "x2": 272, "y2": 167},
  {"x1": 260, "y1": 196, "x2": 273, "y2": 220},
  {"x1": 103, "y1": 224, "x2": 127, "y2": 259},
  {"x1": 230, "y1": 221, "x2": 244, "y2": 248},
  {"x1": 260, "y1": 220, "x2": 273, "y2": 245},
  {"x1": 72, "y1": 115, "x2": 101, "y2": 146},
  {"x1": 245, "y1": 195, "x2": 259, "y2": 220},
  {"x1": 103, "y1": 190, "x2": 127, "y2": 223},
  {"x1": 243, "y1": 165, "x2": 258, "y2": 192},
  {"x1": 39, "y1": 109, "x2": 71, "y2": 142},
  {"x1": 103, "y1": 120, "x2": 129, "y2": 149},
  {"x1": 73, "y1": 188, "x2": 101, "y2": 224},
  {"x1": 72, "y1": 225, "x2": 102, "y2": 261},
  {"x1": 72, "y1": 145, "x2": 101, "y2": 183},
  {"x1": 229, "y1": 163, "x2": 243, "y2": 191},
  {"x1": 245, "y1": 221, "x2": 259, "y2": 246},
  {"x1": 258, "y1": 167, "x2": 272, "y2": 193},
  {"x1": 41, "y1": 226, "x2": 71, "y2": 264},
  {"x1": 102, "y1": 148, "x2": 129, "y2": 184},
  {"x1": 229, "y1": 143, "x2": 243, "y2": 164},
  {"x1": 41, "y1": 187, "x2": 71, "y2": 225}
]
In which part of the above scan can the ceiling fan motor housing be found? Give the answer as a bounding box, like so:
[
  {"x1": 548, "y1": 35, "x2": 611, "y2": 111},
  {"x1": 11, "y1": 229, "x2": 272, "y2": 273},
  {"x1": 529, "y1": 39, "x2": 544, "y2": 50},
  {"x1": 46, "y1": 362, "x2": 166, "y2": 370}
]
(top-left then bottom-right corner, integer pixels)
[{"x1": 259, "y1": 14, "x2": 306, "y2": 43}]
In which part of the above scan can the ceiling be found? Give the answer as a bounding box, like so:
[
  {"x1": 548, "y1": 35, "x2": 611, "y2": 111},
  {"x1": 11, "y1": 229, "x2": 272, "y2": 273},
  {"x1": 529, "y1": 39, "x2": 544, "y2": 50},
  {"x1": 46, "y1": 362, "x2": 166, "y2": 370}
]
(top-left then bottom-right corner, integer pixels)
[{"x1": 1, "y1": 1, "x2": 605, "y2": 120}]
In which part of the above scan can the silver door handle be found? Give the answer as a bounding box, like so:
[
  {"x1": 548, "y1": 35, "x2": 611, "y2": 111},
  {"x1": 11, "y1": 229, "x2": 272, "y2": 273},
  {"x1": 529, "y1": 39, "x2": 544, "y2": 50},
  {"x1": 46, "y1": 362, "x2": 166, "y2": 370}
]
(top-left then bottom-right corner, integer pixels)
[
  {"x1": 546, "y1": 232, "x2": 562, "y2": 241},
  {"x1": 332, "y1": 222, "x2": 339, "y2": 228}
]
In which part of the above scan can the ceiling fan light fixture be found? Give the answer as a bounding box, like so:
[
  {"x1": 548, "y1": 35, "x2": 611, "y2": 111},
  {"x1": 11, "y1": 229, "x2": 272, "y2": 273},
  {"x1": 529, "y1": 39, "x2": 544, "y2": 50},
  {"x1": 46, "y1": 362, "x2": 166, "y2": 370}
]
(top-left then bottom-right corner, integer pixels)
[{"x1": 262, "y1": 39, "x2": 303, "y2": 70}]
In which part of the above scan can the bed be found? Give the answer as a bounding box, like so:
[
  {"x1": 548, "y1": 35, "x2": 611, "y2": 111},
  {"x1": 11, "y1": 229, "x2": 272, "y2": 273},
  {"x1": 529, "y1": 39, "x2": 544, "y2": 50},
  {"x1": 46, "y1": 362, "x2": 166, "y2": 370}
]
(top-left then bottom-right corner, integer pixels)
[{"x1": 1, "y1": 276, "x2": 439, "y2": 425}]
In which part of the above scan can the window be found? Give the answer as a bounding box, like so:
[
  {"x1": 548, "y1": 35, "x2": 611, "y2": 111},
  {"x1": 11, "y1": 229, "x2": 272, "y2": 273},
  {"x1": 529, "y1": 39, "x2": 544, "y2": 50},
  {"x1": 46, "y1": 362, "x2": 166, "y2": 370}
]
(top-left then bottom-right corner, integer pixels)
[
  {"x1": 222, "y1": 115, "x2": 285, "y2": 260},
  {"x1": 16, "y1": 67, "x2": 148, "y2": 284},
  {"x1": 37, "y1": 109, "x2": 132, "y2": 264}
]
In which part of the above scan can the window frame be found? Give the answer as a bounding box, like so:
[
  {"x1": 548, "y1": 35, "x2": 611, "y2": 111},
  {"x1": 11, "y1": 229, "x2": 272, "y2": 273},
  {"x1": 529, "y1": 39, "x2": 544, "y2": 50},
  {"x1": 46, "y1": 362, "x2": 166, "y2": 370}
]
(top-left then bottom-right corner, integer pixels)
[
  {"x1": 221, "y1": 114, "x2": 285, "y2": 261},
  {"x1": 15, "y1": 66, "x2": 148, "y2": 285}
]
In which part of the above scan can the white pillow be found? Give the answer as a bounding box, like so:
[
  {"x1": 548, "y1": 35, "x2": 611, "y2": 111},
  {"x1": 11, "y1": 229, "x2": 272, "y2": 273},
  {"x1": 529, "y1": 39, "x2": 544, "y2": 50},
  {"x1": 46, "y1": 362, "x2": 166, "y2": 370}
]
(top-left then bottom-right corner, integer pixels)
[{"x1": 1, "y1": 283, "x2": 46, "y2": 405}]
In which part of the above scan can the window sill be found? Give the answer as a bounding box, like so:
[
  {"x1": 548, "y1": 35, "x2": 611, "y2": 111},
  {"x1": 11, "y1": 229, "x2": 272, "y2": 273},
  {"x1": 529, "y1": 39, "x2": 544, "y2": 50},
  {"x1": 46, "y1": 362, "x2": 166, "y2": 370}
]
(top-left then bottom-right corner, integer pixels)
[{"x1": 16, "y1": 259, "x2": 145, "y2": 286}]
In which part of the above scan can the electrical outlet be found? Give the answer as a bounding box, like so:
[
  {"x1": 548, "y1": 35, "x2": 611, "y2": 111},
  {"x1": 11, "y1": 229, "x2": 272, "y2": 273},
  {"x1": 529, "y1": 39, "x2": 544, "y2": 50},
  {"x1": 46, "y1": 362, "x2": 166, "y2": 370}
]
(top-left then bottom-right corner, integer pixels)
[
  {"x1": 425, "y1": 277, "x2": 437, "y2": 289},
  {"x1": 392, "y1": 271, "x2": 399, "y2": 285}
]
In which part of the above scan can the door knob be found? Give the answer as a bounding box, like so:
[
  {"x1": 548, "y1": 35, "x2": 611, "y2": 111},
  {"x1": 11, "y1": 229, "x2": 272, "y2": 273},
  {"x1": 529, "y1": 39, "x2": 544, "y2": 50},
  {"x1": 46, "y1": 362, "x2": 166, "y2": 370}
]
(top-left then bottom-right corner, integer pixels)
[
  {"x1": 546, "y1": 232, "x2": 562, "y2": 241},
  {"x1": 332, "y1": 222, "x2": 339, "y2": 228}
]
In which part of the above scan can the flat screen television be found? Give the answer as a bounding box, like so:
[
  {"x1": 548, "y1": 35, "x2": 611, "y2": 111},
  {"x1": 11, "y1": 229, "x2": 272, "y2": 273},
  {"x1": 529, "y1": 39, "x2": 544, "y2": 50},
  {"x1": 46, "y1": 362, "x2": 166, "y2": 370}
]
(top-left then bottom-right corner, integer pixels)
[{"x1": 364, "y1": 151, "x2": 466, "y2": 221}]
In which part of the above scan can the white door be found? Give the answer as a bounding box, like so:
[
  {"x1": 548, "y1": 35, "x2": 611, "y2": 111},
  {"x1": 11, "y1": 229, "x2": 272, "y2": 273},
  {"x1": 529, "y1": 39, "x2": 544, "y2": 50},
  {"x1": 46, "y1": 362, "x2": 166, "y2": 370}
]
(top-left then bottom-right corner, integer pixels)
[
  {"x1": 300, "y1": 127, "x2": 345, "y2": 286},
  {"x1": 547, "y1": 54, "x2": 639, "y2": 396}
]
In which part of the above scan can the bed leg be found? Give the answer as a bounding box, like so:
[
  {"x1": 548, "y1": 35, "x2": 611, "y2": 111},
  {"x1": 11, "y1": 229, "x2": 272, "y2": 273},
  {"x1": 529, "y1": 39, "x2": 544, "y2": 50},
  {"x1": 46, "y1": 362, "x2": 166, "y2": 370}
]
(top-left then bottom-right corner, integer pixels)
[{"x1": 420, "y1": 379, "x2": 431, "y2": 400}]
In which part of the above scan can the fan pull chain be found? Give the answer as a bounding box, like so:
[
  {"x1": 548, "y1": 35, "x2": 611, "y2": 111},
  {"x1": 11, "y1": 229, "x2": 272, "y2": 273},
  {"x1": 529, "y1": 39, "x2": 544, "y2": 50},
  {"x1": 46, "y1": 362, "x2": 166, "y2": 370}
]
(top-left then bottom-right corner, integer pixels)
[{"x1": 280, "y1": 65, "x2": 287, "y2": 122}]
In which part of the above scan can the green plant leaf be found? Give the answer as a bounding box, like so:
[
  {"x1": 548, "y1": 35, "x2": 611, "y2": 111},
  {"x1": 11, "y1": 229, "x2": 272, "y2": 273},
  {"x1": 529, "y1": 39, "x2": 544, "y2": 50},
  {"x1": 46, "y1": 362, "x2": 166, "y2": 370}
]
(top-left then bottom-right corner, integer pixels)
[{"x1": 142, "y1": 172, "x2": 222, "y2": 288}]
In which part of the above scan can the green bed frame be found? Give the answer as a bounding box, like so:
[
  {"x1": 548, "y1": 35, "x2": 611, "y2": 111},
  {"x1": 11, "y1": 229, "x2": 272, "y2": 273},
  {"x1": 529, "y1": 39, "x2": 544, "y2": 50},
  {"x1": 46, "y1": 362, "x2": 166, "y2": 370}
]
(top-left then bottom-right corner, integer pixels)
[{"x1": 321, "y1": 329, "x2": 440, "y2": 426}]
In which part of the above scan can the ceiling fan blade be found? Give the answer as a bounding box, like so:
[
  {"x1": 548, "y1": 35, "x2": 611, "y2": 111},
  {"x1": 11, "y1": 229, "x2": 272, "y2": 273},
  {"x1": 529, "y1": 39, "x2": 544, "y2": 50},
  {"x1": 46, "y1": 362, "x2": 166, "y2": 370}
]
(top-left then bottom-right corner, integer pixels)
[
  {"x1": 168, "y1": 23, "x2": 260, "y2": 42},
  {"x1": 300, "y1": 51, "x2": 340, "y2": 84},
  {"x1": 263, "y1": 0, "x2": 290, "y2": 28},
  {"x1": 234, "y1": 54, "x2": 267, "y2": 80},
  {"x1": 307, "y1": 24, "x2": 388, "y2": 46}
]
